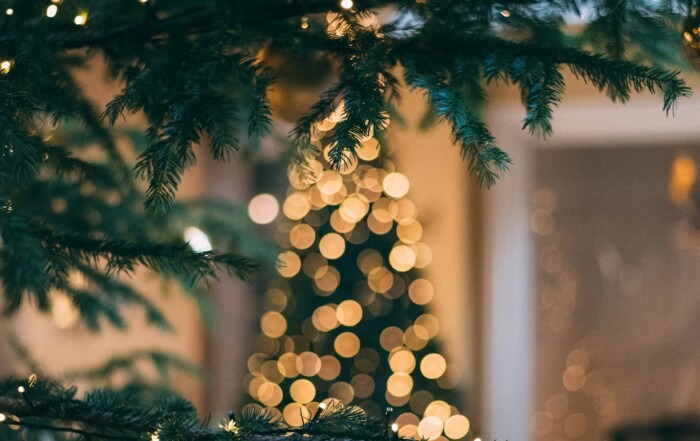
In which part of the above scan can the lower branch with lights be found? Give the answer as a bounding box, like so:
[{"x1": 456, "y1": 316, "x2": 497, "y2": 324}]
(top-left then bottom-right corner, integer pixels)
[{"x1": 0, "y1": 379, "x2": 404, "y2": 441}]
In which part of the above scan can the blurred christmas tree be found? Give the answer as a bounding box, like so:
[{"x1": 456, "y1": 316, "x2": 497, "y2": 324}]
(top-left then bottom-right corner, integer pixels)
[{"x1": 246, "y1": 109, "x2": 470, "y2": 440}]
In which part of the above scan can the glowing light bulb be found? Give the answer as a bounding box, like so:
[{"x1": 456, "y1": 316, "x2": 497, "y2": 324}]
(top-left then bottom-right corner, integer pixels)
[
  {"x1": 138, "y1": 0, "x2": 149, "y2": 3},
  {"x1": 340, "y1": 0, "x2": 353, "y2": 9},
  {"x1": 500, "y1": 10, "x2": 511, "y2": 17},
  {"x1": 74, "y1": 13, "x2": 87, "y2": 25},
  {"x1": 46, "y1": 5, "x2": 58, "y2": 17},
  {"x1": 184, "y1": 227, "x2": 212, "y2": 253},
  {"x1": 474, "y1": 438, "x2": 482, "y2": 441},
  {"x1": 391, "y1": 423, "x2": 399, "y2": 433},
  {"x1": 17, "y1": 386, "x2": 25, "y2": 393},
  {"x1": 0, "y1": 60, "x2": 12, "y2": 75},
  {"x1": 5, "y1": 8, "x2": 13, "y2": 15},
  {"x1": 0, "y1": 414, "x2": 6, "y2": 422},
  {"x1": 301, "y1": 16, "x2": 309, "y2": 29},
  {"x1": 150, "y1": 435, "x2": 160, "y2": 441}
]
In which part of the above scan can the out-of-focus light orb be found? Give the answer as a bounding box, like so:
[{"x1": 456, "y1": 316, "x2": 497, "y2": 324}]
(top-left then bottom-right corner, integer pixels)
[
  {"x1": 334, "y1": 332, "x2": 361, "y2": 358},
  {"x1": 383, "y1": 172, "x2": 410, "y2": 198},
  {"x1": 409, "y1": 279, "x2": 434, "y2": 305},
  {"x1": 389, "y1": 349, "x2": 416, "y2": 373},
  {"x1": 340, "y1": 0, "x2": 354, "y2": 9},
  {"x1": 387, "y1": 372, "x2": 413, "y2": 397},
  {"x1": 283, "y1": 193, "x2": 311, "y2": 220},
  {"x1": 297, "y1": 351, "x2": 322, "y2": 376},
  {"x1": 284, "y1": 403, "x2": 311, "y2": 426},
  {"x1": 444, "y1": 415, "x2": 470, "y2": 439},
  {"x1": 258, "y1": 382, "x2": 283, "y2": 407},
  {"x1": 418, "y1": 416, "x2": 444, "y2": 440},
  {"x1": 290, "y1": 223, "x2": 316, "y2": 250},
  {"x1": 319, "y1": 355, "x2": 342, "y2": 380},
  {"x1": 425, "y1": 401, "x2": 452, "y2": 423},
  {"x1": 290, "y1": 379, "x2": 316, "y2": 404},
  {"x1": 336, "y1": 299, "x2": 363, "y2": 326},
  {"x1": 277, "y1": 251, "x2": 302, "y2": 277},
  {"x1": 260, "y1": 311, "x2": 287, "y2": 338},
  {"x1": 357, "y1": 138, "x2": 381, "y2": 161},
  {"x1": 329, "y1": 381, "x2": 355, "y2": 403},
  {"x1": 380, "y1": 326, "x2": 404, "y2": 351},
  {"x1": 248, "y1": 193, "x2": 279, "y2": 224},
  {"x1": 420, "y1": 353, "x2": 447, "y2": 379},
  {"x1": 319, "y1": 232, "x2": 346, "y2": 259},
  {"x1": 389, "y1": 245, "x2": 416, "y2": 272},
  {"x1": 184, "y1": 226, "x2": 212, "y2": 252},
  {"x1": 312, "y1": 304, "x2": 339, "y2": 332},
  {"x1": 46, "y1": 4, "x2": 58, "y2": 17},
  {"x1": 73, "y1": 12, "x2": 87, "y2": 25}
]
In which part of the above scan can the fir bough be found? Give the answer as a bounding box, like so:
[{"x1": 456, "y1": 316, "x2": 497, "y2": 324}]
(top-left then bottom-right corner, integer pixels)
[{"x1": 0, "y1": 378, "x2": 406, "y2": 441}]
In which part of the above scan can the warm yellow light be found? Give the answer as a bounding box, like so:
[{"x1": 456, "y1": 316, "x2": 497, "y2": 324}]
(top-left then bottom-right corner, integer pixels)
[
  {"x1": 383, "y1": 172, "x2": 410, "y2": 198},
  {"x1": 50, "y1": 289, "x2": 79, "y2": 330},
  {"x1": 319, "y1": 355, "x2": 341, "y2": 380},
  {"x1": 150, "y1": 435, "x2": 160, "y2": 441},
  {"x1": 334, "y1": 332, "x2": 361, "y2": 358},
  {"x1": 420, "y1": 353, "x2": 447, "y2": 379},
  {"x1": 248, "y1": 193, "x2": 279, "y2": 224},
  {"x1": 301, "y1": 16, "x2": 309, "y2": 29},
  {"x1": 336, "y1": 299, "x2": 363, "y2": 326},
  {"x1": 389, "y1": 245, "x2": 416, "y2": 272},
  {"x1": 418, "y1": 416, "x2": 444, "y2": 441},
  {"x1": 284, "y1": 403, "x2": 311, "y2": 427},
  {"x1": 74, "y1": 12, "x2": 87, "y2": 26},
  {"x1": 329, "y1": 381, "x2": 354, "y2": 404},
  {"x1": 277, "y1": 251, "x2": 301, "y2": 277},
  {"x1": 669, "y1": 154, "x2": 697, "y2": 205},
  {"x1": 17, "y1": 386, "x2": 25, "y2": 394},
  {"x1": 392, "y1": 423, "x2": 399, "y2": 433},
  {"x1": 283, "y1": 193, "x2": 311, "y2": 220},
  {"x1": 386, "y1": 372, "x2": 413, "y2": 397},
  {"x1": 340, "y1": 0, "x2": 353, "y2": 9},
  {"x1": 5, "y1": 8, "x2": 12, "y2": 15},
  {"x1": 0, "y1": 414, "x2": 6, "y2": 422},
  {"x1": 138, "y1": 0, "x2": 149, "y2": 3},
  {"x1": 46, "y1": 5, "x2": 58, "y2": 17},
  {"x1": 444, "y1": 415, "x2": 471, "y2": 439},
  {"x1": 290, "y1": 379, "x2": 316, "y2": 404},
  {"x1": 0, "y1": 60, "x2": 12, "y2": 75},
  {"x1": 289, "y1": 223, "x2": 316, "y2": 250},
  {"x1": 319, "y1": 232, "x2": 345, "y2": 259},
  {"x1": 260, "y1": 311, "x2": 287, "y2": 338},
  {"x1": 500, "y1": 10, "x2": 511, "y2": 17}
]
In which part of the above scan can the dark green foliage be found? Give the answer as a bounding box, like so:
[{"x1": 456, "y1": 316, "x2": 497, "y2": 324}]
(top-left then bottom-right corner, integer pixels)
[{"x1": 0, "y1": 378, "x2": 406, "y2": 441}]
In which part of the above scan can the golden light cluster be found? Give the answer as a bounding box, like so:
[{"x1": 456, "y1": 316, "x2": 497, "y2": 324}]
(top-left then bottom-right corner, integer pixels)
[{"x1": 246, "y1": 100, "x2": 469, "y2": 439}]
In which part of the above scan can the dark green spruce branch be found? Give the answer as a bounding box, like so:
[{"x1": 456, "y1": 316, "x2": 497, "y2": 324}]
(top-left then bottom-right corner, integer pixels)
[{"x1": 0, "y1": 379, "x2": 409, "y2": 441}]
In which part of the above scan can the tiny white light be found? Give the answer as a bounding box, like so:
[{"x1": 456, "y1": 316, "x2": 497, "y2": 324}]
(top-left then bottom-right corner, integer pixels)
[
  {"x1": 46, "y1": 5, "x2": 58, "y2": 17},
  {"x1": 340, "y1": 0, "x2": 353, "y2": 9},
  {"x1": 474, "y1": 438, "x2": 482, "y2": 441},
  {"x1": 150, "y1": 435, "x2": 160, "y2": 441},
  {"x1": 184, "y1": 227, "x2": 213, "y2": 253},
  {"x1": 73, "y1": 13, "x2": 87, "y2": 26},
  {"x1": 500, "y1": 10, "x2": 511, "y2": 17},
  {"x1": 17, "y1": 386, "x2": 25, "y2": 393},
  {"x1": 319, "y1": 402, "x2": 327, "y2": 410},
  {"x1": 5, "y1": 8, "x2": 13, "y2": 16},
  {"x1": 0, "y1": 414, "x2": 6, "y2": 422},
  {"x1": 138, "y1": 0, "x2": 149, "y2": 3},
  {"x1": 391, "y1": 423, "x2": 399, "y2": 433}
]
